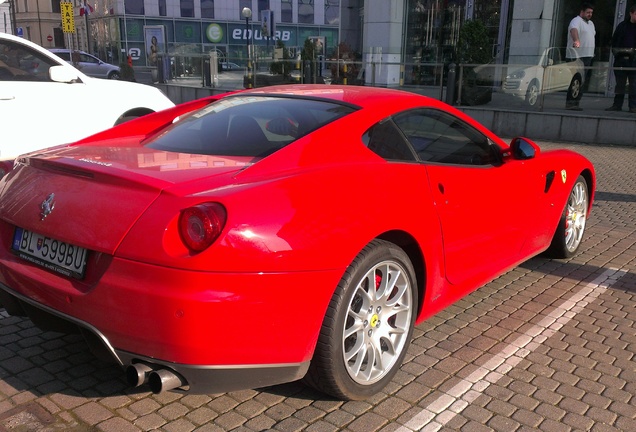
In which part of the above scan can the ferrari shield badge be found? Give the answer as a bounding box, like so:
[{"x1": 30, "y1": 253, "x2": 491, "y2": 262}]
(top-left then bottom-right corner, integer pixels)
[
  {"x1": 561, "y1": 169, "x2": 567, "y2": 184},
  {"x1": 40, "y1": 193, "x2": 55, "y2": 220}
]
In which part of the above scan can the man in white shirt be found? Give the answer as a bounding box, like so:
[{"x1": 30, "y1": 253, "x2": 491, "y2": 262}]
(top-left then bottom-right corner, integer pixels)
[{"x1": 565, "y1": 3, "x2": 595, "y2": 110}]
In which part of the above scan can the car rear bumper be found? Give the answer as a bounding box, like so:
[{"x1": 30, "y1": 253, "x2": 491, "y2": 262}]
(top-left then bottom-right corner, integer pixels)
[
  {"x1": 0, "y1": 282, "x2": 310, "y2": 394},
  {"x1": 0, "y1": 237, "x2": 344, "y2": 388}
]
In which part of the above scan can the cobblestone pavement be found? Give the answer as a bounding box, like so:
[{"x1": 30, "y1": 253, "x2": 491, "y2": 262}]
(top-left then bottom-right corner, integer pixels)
[{"x1": 1, "y1": 141, "x2": 635, "y2": 432}]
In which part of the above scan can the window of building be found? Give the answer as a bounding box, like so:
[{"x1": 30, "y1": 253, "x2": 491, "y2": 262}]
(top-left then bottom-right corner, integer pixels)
[
  {"x1": 325, "y1": 0, "x2": 340, "y2": 25},
  {"x1": 202, "y1": 0, "x2": 214, "y2": 18},
  {"x1": 180, "y1": 0, "x2": 194, "y2": 17},
  {"x1": 159, "y1": 0, "x2": 167, "y2": 16},
  {"x1": 281, "y1": 0, "x2": 292, "y2": 23},
  {"x1": 299, "y1": 0, "x2": 314, "y2": 24},
  {"x1": 258, "y1": 0, "x2": 270, "y2": 16},
  {"x1": 125, "y1": 0, "x2": 144, "y2": 15},
  {"x1": 51, "y1": 1, "x2": 60, "y2": 13}
]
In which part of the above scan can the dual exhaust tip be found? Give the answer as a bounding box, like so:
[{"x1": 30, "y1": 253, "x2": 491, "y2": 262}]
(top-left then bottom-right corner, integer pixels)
[{"x1": 126, "y1": 362, "x2": 187, "y2": 394}]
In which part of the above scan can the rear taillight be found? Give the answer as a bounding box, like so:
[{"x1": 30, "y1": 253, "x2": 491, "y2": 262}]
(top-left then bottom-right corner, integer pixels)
[{"x1": 178, "y1": 203, "x2": 227, "y2": 253}]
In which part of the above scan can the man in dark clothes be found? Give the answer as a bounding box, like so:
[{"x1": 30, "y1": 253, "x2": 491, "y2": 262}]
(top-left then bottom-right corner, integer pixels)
[{"x1": 606, "y1": 5, "x2": 636, "y2": 112}]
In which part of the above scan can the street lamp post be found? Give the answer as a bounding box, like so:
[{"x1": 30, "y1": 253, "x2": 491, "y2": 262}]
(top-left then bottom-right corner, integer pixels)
[{"x1": 242, "y1": 7, "x2": 253, "y2": 88}]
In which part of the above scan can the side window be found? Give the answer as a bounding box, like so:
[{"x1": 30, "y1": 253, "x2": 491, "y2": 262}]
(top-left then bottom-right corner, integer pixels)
[
  {"x1": 0, "y1": 40, "x2": 55, "y2": 82},
  {"x1": 393, "y1": 109, "x2": 495, "y2": 165},
  {"x1": 80, "y1": 53, "x2": 99, "y2": 64},
  {"x1": 362, "y1": 120, "x2": 416, "y2": 162}
]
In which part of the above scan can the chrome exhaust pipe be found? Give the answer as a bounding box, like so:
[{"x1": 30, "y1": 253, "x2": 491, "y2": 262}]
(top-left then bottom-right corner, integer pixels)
[
  {"x1": 148, "y1": 369, "x2": 187, "y2": 394},
  {"x1": 126, "y1": 363, "x2": 154, "y2": 387}
]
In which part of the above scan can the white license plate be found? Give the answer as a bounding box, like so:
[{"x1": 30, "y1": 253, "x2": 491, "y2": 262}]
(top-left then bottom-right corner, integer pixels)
[{"x1": 11, "y1": 227, "x2": 88, "y2": 279}]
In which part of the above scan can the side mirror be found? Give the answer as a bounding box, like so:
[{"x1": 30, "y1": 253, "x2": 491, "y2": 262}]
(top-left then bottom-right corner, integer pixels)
[
  {"x1": 509, "y1": 137, "x2": 540, "y2": 160},
  {"x1": 49, "y1": 65, "x2": 82, "y2": 83}
]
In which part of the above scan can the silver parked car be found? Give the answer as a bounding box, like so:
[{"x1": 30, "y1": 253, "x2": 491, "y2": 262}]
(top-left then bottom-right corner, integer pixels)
[{"x1": 49, "y1": 48, "x2": 121, "y2": 79}]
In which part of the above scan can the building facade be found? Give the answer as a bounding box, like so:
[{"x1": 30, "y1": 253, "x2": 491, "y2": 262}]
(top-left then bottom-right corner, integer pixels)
[{"x1": 5, "y1": 0, "x2": 631, "y2": 94}]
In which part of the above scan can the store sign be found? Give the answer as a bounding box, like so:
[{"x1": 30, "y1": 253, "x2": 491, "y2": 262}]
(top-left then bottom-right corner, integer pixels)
[
  {"x1": 206, "y1": 23, "x2": 224, "y2": 43},
  {"x1": 231, "y1": 28, "x2": 291, "y2": 42}
]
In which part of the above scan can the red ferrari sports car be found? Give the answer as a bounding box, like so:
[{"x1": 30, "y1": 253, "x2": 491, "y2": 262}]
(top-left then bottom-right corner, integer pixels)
[{"x1": 0, "y1": 85, "x2": 594, "y2": 400}]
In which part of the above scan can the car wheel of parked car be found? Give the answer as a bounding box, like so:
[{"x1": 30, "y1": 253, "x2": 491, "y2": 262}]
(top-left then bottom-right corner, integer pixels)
[
  {"x1": 525, "y1": 79, "x2": 540, "y2": 106},
  {"x1": 108, "y1": 71, "x2": 121, "y2": 80},
  {"x1": 567, "y1": 75, "x2": 582, "y2": 101},
  {"x1": 304, "y1": 239, "x2": 417, "y2": 400},
  {"x1": 545, "y1": 175, "x2": 588, "y2": 259}
]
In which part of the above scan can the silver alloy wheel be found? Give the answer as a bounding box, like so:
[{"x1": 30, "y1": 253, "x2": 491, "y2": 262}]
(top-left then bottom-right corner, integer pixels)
[
  {"x1": 526, "y1": 82, "x2": 539, "y2": 106},
  {"x1": 342, "y1": 260, "x2": 413, "y2": 385},
  {"x1": 565, "y1": 180, "x2": 588, "y2": 252}
]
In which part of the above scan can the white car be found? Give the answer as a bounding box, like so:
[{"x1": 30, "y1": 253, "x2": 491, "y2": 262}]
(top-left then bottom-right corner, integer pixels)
[
  {"x1": 0, "y1": 33, "x2": 174, "y2": 175},
  {"x1": 49, "y1": 48, "x2": 121, "y2": 80},
  {"x1": 503, "y1": 47, "x2": 584, "y2": 106}
]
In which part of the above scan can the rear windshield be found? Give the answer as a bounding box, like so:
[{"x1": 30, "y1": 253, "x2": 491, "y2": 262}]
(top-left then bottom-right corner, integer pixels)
[{"x1": 145, "y1": 95, "x2": 357, "y2": 159}]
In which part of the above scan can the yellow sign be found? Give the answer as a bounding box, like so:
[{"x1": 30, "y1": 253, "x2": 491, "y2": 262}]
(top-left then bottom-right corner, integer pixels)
[{"x1": 61, "y1": 2, "x2": 75, "y2": 33}]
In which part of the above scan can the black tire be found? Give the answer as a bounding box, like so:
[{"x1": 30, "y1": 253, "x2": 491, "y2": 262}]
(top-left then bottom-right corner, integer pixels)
[
  {"x1": 114, "y1": 115, "x2": 139, "y2": 125},
  {"x1": 304, "y1": 239, "x2": 417, "y2": 400},
  {"x1": 525, "y1": 79, "x2": 540, "y2": 106},
  {"x1": 545, "y1": 175, "x2": 588, "y2": 259},
  {"x1": 108, "y1": 71, "x2": 121, "y2": 80}
]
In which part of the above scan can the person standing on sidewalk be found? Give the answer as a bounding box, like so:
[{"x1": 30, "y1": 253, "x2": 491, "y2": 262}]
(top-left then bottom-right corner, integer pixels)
[
  {"x1": 565, "y1": 3, "x2": 595, "y2": 110},
  {"x1": 606, "y1": 5, "x2": 636, "y2": 113}
]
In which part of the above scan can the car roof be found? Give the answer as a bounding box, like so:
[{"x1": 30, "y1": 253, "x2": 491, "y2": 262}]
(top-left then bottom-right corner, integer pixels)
[{"x1": 239, "y1": 84, "x2": 436, "y2": 111}]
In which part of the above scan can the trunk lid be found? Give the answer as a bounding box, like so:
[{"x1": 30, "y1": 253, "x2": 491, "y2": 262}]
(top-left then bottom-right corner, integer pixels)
[{"x1": 0, "y1": 145, "x2": 250, "y2": 254}]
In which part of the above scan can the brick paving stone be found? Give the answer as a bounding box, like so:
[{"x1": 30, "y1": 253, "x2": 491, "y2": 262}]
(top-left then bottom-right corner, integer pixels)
[
  {"x1": 180, "y1": 395, "x2": 212, "y2": 409},
  {"x1": 487, "y1": 414, "x2": 521, "y2": 432},
  {"x1": 241, "y1": 413, "x2": 276, "y2": 431},
  {"x1": 206, "y1": 396, "x2": 239, "y2": 414},
  {"x1": 158, "y1": 402, "x2": 191, "y2": 421},
  {"x1": 97, "y1": 416, "x2": 142, "y2": 432},
  {"x1": 233, "y1": 399, "x2": 267, "y2": 418},
  {"x1": 394, "y1": 381, "x2": 429, "y2": 404},
  {"x1": 191, "y1": 424, "x2": 225, "y2": 432},
  {"x1": 264, "y1": 403, "x2": 297, "y2": 421},
  {"x1": 555, "y1": 380, "x2": 585, "y2": 403},
  {"x1": 185, "y1": 407, "x2": 217, "y2": 425},
  {"x1": 304, "y1": 420, "x2": 340, "y2": 432},
  {"x1": 115, "y1": 407, "x2": 139, "y2": 421},
  {"x1": 323, "y1": 408, "x2": 356, "y2": 428},
  {"x1": 535, "y1": 402, "x2": 566, "y2": 421},
  {"x1": 73, "y1": 401, "x2": 113, "y2": 425},
  {"x1": 459, "y1": 420, "x2": 493, "y2": 432},
  {"x1": 129, "y1": 398, "x2": 162, "y2": 416},
  {"x1": 538, "y1": 418, "x2": 571, "y2": 432},
  {"x1": 163, "y1": 418, "x2": 197, "y2": 432},
  {"x1": 608, "y1": 400, "x2": 636, "y2": 419},
  {"x1": 461, "y1": 404, "x2": 492, "y2": 424},
  {"x1": 585, "y1": 406, "x2": 618, "y2": 425},
  {"x1": 485, "y1": 399, "x2": 516, "y2": 418},
  {"x1": 562, "y1": 412, "x2": 595, "y2": 430},
  {"x1": 615, "y1": 416, "x2": 636, "y2": 431},
  {"x1": 346, "y1": 412, "x2": 388, "y2": 432},
  {"x1": 213, "y1": 411, "x2": 247, "y2": 430},
  {"x1": 272, "y1": 416, "x2": 306, "y2": 431},
  {"x1": 134, "y1": 413, "x2": 167, "y2": 431}
]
